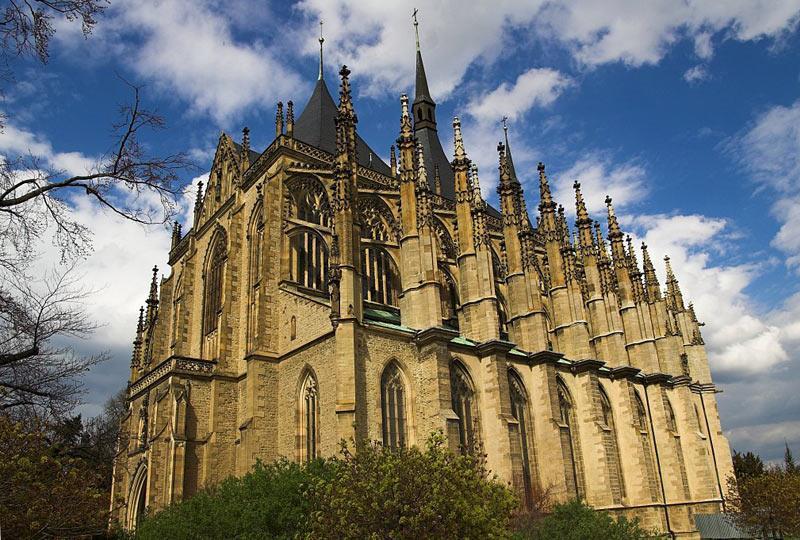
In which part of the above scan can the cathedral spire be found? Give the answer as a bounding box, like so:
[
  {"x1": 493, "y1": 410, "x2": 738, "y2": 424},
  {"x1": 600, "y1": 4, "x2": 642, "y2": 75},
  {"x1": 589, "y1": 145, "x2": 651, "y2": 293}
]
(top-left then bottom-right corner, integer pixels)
[
  {"x1": 412, "y1": 9, "x2": 433, "y2": 104},
  {"x1": 318, "y1": 20, "x2": 325, "y2": 81},
  {"x1": 664, "y1": 255, "x2": 685, "y2": 311},
  {"x1": 641, "y1": 242, "x2": 661, "y2": 300},
  {"x1": 145, "y1": 265, "x2": 159, "y2": 327},
  {"x1": 502, "y1": 117, "x2": 520, "y2": 184},
  {"x1": 538, "y1": 162, "x2": 555, "y2": 212},
  {"x1": 605, "y1": 195, "x2": 622, "y2": 239}
]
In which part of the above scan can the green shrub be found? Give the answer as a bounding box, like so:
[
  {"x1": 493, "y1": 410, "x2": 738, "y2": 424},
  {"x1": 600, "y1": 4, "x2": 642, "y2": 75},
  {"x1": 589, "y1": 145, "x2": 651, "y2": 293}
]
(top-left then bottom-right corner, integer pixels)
[
  {"x1": 134, "y1": 458, "x2": 332, "y2": 540},
  {"x1": 519, "y1": 499, "x2": 654, "y2": 540},
  {"x1": 305, "y1": 433, "x2": 519, "y2": 540}
]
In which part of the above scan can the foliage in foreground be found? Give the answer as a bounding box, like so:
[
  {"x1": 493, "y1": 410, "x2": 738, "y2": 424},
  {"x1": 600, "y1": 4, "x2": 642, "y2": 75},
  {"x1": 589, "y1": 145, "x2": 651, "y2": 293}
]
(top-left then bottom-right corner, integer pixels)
[
  {"x1": 517, "y1": 499, "x2": 655, "y2": 540},
  {"x1": 135, "y1": 433, "x2": 518, "y2": 540},
  {"x1": 727, "y1": 445, "x2": 800, "y2": 538}
]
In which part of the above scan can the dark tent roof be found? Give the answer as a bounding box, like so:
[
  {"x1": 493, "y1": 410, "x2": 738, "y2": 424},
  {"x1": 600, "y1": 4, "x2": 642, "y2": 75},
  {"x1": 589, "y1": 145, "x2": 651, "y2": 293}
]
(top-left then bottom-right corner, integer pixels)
[
  {"x1": 232, "y1": 142, "x2": 260, "y2": 165},
  {"x1": 294, "y1": 78, "x2": 392, "y2": 177}
]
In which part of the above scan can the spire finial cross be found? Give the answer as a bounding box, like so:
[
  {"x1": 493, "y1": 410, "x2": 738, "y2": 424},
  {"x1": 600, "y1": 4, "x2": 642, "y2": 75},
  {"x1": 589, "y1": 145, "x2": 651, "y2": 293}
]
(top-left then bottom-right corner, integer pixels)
[
  {"x1": 502, "y1": 115, "x2": 508, "y2": 132},
  {"x1": 318, "y1": 20, "x2": 325, "y2": 80},
  {"x1": 413, "y1": 8, "x2": 420, "y2": 52}
]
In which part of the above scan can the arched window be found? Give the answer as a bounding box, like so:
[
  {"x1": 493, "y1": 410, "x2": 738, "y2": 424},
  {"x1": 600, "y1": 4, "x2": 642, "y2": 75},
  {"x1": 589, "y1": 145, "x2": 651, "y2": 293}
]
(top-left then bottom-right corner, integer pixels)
[
  {"x1": 203, "y1": 233, "x2": 226, "y2": 336},
  {"x1": 171, "y1": 276, "x2": 183, "y2": 348},
  {"x1": 633, "y1": 391, "x2": 660, "y2": 502},
  {"x1": 694, "y1": 404, "x2": 705, "y2": 435},
  {"x1": 440, "y1": 266, "x2": 459, "y2": 328},
  {"x1": 299, "y1": 371, "x2": 319, "y2": 462},
  {"x1": 450, "y1": 361, "x2": 480, "y2": 454},
  {"x1": 248, "y1": 205, "x2": 264, "y2": 348},
  {"x1": 497, "y1": 292, "x2": 509, "y2": 340},
  {"x1": 598, "y1": 385, "x2": 625, "y2": 504},
  {"x1": 290, "y1": 179, "x2": 331, "y2": 227},
  {"x1": 557, "y1": 378, "x2": 583, "y2": 499},
  {"x1": 361, "y1": 246, "x2": 399, "y2": 306},
  {"x1": 289, "y1": 230, "x2": 329, "y2": 292},
  {"x1": 359, "y1": 197, "x2": 394, "y2": 242},
  {"x1": 509, "y1": 370, "x2": 534, "y2": 505},
  {"x1": 381, "y1": 362, "x2": 407, "y2": 449},
  {"x1": 661, "y1": 390, "x2": 691, "y2": 498}
]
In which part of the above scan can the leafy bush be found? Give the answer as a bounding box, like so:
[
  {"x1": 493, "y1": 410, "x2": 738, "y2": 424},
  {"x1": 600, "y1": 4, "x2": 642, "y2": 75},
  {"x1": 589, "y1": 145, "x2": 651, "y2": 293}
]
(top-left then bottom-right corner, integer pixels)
[
  {"x1": 305, "y1": 433, "x2": 518, "y2": 539},
  {"x1": 518, "y1": 499, "x2": 654, "y2": 540},
  {"x1": 134, "y1": 458, "x2": 332, "y2": 540}
]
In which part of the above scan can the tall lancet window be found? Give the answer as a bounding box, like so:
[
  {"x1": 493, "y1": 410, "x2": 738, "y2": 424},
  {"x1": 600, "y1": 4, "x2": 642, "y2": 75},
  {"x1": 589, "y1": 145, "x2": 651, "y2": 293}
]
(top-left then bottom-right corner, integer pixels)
[
  {"x1": 248, "y1": 205, "x2": 264, "y2": 348},
  {"x1": 289, "y1": 229, "x2": 329, "y2": 292},
  {"x1": 557, "y1": 378, "x2": 584, "y2": 499},
  {"x1": 598, "y1": 385, "x2": 626, "y2": 504},
  {"x1": 439, "y1": 266, "x2": 459, "y2": 329},
  {"x1": 203, "y1": 233, "x2": 226, "y2": 336},
  {"x1": 662, "y1": 390, "x2": 691, "y2": 499},
  {"x1": 450, "y1": 361, "x2": 480, "y2": 454},
  {"x1": 633, "y1": 390, "x2": 660, "y2": 502},
  {"x1": 361, "y1": 246, "x2": 399, "y2": 306},
  {"x1": 508, "y1": 370, "x2": 535, "y2": 505},
  {"x1": 381, "y1": 362, "x2": 407, "y2": 448},
  {"x1": 299, "y1": 370, "x2": 319, "y2": 462}
]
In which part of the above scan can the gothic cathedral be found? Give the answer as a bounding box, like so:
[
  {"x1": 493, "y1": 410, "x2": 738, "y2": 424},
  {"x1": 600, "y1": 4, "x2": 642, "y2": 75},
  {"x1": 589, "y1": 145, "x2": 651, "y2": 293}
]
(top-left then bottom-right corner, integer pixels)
[{"x1": 110, "y1": 23, "x2": 734, "y2": 538}]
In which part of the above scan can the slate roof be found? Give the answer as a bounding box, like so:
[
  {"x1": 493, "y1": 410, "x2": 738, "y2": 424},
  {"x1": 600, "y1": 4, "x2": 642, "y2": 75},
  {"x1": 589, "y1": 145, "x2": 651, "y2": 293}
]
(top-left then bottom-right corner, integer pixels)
[
  {"x1": 694, "y1": 514, "x2": 753, "y2": 539},
  {"x1": 294, "y1": 78, "x2": 392, "y2": 177}
]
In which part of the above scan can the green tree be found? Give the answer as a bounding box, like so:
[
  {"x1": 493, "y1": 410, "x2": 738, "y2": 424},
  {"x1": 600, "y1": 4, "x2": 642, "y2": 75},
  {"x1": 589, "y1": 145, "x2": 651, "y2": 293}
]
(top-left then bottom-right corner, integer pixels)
[
  {"x1": 727, "y1": 467, "x2": 800, "y2": 538},
  {"x1": 305, "y1": 433, "x2": 518, "y2": 540},
  {"x1": 784, "y1": 442, "x2": 797, "y2": 474},
  {"x1": 519, "y1": 499, "x2": 654, "y2": 540},
  {"x1": 732, "y1": 449, "x2": 765, "y2": 480}
]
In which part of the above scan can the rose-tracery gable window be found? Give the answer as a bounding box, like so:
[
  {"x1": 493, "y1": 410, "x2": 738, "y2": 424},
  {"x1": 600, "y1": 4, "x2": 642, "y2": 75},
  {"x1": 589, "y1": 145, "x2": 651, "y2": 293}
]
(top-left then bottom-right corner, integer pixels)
[
  {"x1": 203, "y1": 233, "x2": 227, "y2": 336},
  {"x1": 286, "y1": 177, "x2": 332, "y2": 227}
]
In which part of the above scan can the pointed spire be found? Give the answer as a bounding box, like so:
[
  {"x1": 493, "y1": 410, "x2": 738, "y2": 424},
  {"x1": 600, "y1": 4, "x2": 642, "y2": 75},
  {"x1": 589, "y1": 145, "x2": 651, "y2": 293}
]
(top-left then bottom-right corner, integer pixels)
[
  {"x1": 399, "y1": 94, "x2": 413, "y2": 140},
  {"x1": 470, "y1": 163, "x2": 483, "y2": 204},
  {"x1": 626, "y1": 235, "x2": 639, "y2": 270},
  {"x1": 286, "y1": 101, "x2": 294, "y2": 138},
  {"x1": 664, "y1": 255, "x2": 685, "y2": 311},
  {"x1": 147, "y1": 265, "x2": 159, "y2": 304},
  {"x1": 275, "y1": 101, "x2": 284, "y2": 138},
  {"x1": 605, "y1": 195, "x2": 622, "y2": 239},
  {"x1": 538, "y1": 162, "x2": 555, "y2": 211},
  {"x1": 502, "y1": 117, "x2": 519, "y2": 184},
  {"x1": 240, "y1": 126, "x2": 251, "y2": 169},
  {"x1": 641, "y1": 242, "x2": 661, "y2": 300},
  {"x1": 171, "y1": 221, "x2": 182, "y2": 250},
  {"x1": 338, "y1": 65, "x2": 354, "y2": 116},
  {"x1": 452, "y1": 117, "x2": 469, "y2": 165},
  {"x1": 416, "y1": 142, "x2": 430, "y2": 191},
  {"x1": 574, "y1": 181, "x2": 590, "y2": 226},
  {"x1": 137, "y1": 305, "x2": 145, "y2": 334},
  {"x1": 194, "y1": 180, "x2": 204, "y2": 217},
  {"x1": 434, "y1": 165, "x2": 442, "y2": 195},
  {"x1": 390, "y1": 145, "x2": 397, "y2": 177},
  {"x1": 318, "y1": 20, "x2": 325, "y2": 80},
  {"x1": 131, "y1": 305, "x2": 145, "y2": 369},
  {"x1": 412, "y1": 8, "x2": 432, "y2": 103}
]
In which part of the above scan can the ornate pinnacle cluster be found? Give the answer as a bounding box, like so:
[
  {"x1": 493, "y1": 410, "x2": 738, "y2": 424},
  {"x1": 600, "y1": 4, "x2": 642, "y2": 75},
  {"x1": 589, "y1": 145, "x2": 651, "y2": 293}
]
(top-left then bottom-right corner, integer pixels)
[
  {"x1": 337, "y1": 65, "x2": 355, "y2": 119},
  {"x1": 664, "y1": 255, "x2": 685, "y2": 311},
  {"x1": 452, "y1": 117, "x2": 469, "y2": 168},
  {"x1": 433, "y1": 165, "x2": 442, "y2": 195},
  {"x1": 538, "y1": 162, "x2": 555, "y2": 212},
  {"x1": 286, "y1": 101, "x2": 294, "y2": 137},
  {"x1": 574, "y1": 181, "x2": 590, "y2": 227},
  {"x1": 131, "y1": 305, "x2": 145, "y2": 369},
  {"x1": 194, "y1": 181, "x2": 204, "y2": 216},
  {"x1": 398, "y1": 94, "x2": 413, "y2": 142},
  {"x1": 171, "y1": 221, "x2": 182, "y2": 250},
  {"x1": 605, "y1": 196, "x2": 622, "y2": 239},
  {"x1": 275, "y1": 101, "x2": 284, "y2": 137},
  {"x1": 390, "y1": 145, "x2": 397, "y2": 177},
  {"x1": 240, "y1": 126, "x2": 250, "y2": 169},
  {"x1": 641, "y1": 242, "x2": 661, "y2": 301}
]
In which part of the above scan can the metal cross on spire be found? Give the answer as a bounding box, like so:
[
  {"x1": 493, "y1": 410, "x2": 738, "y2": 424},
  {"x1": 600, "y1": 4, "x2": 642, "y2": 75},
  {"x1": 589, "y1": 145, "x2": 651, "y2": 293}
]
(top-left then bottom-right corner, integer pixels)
[
  {"x1": 413, "y1": 8, "x2": 420, "y2": 52},
  {"x1": 502, "y1": 115, "x2": 508, "y2": 133},
  {"x1": 318, "y1": 20, "x2": 325, "y2": 80}
]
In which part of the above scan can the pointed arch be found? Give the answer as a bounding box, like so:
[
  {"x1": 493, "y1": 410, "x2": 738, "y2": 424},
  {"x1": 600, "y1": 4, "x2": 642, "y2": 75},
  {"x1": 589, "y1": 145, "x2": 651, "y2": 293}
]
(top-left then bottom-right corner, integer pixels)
[
  {"x1": 381, "y1": 361, "x2": 408, "y2": 448},
  {"x1": 633, "y1": 389, "x2": 660, "y2": 502},
  {"x1": 661, "y1": 389, "x2": 691, "y2": 499},
  {"x1": 449, "y1": 360, "x2": 480, "y2": 454},
  {"x1": 556, "y1": 377, "x2": 584, "y2": 499},
  {"x1": 358, "y1": 195, "x2": 399, "y2": 242},
  {"x1": 126, "y1": 463, "x2": 148, "y2": 530},
  {"x1": 597, "y1": 383, "x2": 626, "y2": 504},
  {"x1": 248, "y1": 202, "x2": 264, "y2": 349},
  {"x1": 171, "y1": 273, "x2": 183, "y2": 348},
  {"x1": 508, "y1": 368, "x2": 536, "y2": 506},
  {"x1": 432, "y1": 217, "x2": 457, "y2": 260},
  {"x1": 439, "y1": 264, "x2": 459, "y2": 328},
  {"x1": 203, "y1": 228, "x2": 227, "y2": 336},
  {"x1": 298, "y1": 368, "x2": 320, "y2": 462},
  {"x1": 285, "y1": 176, "x2": 332, "y2": 227}
]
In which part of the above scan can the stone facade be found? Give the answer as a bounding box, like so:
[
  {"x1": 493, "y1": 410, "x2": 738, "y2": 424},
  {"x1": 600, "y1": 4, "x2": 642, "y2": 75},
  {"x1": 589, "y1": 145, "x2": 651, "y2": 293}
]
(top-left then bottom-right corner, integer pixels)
[{"x1": 110, "y1": 33, "x2": 734, "y2": 539}]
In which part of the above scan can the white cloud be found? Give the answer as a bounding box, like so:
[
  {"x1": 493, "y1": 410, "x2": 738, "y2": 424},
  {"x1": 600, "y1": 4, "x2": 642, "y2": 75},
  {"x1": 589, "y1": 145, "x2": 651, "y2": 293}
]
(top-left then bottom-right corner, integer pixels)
[
  {"x1": 0, "y1": 121, "x2": 95, "y2": 175},
  {"x1": 694, "y1": 31, "x2": 714, "y2": 60},
  {"x1": 554, "y1": 154, "x2": 648, "y2": 217},
  {"x1": 684, "y1": 64, "x2": 710, "y2": 84},
  {"x1": 468, "y1": 68, "x2": 572, "y2": 123}
]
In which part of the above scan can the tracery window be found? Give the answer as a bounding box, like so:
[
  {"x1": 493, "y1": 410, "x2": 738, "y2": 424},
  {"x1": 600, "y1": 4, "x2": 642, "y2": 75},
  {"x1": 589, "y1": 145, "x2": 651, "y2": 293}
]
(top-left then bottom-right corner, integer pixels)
[
  {"x1": 171, "y1": 277, "x2": 183, "y2": 347},
  {"x1": 509, "y1": 370, "x2": 534, "y2": 505},
  {"x1": 633, "y1": 391, "x2": 660, "y2": 501},
  {"x1": 440, "y1": 266, "x2": 459, "y2": 328},
  {"x1": 203, "y1": 233, "x2": 226, "y2": 336},
  {"x1": 450, "y1": 361, "x2": 480, "y2": 454},
  {"x1": 381, "y1": 362, "x2": 407, "y2": 449},
  {"x1": 598, "y1": 385, "x2": 625, "y2": 504},
  {"x1": 361, "y1": 246, "x2": 399, "y2": 306},
  {"x1": 289, "y1": 229, "x2": 329, "y2": 292},
  {"x1": 248, "y1": 206, "x2": 263, "y2": 348},
  {"x1": 496, "y1": 289, "x2": 509, "y2": 340},
  {"x1": 287, "y1": 178, "x2": 332, "y2": 227},
  {"x1": 557, "y1": 378, "x2": 583, "y2": 499},
  {"x1": 662, "y1": 391, "x2": 691, "y2": 498},
  {"x1": 299, "y1": 371, "x2": 319, "y2": 462}
]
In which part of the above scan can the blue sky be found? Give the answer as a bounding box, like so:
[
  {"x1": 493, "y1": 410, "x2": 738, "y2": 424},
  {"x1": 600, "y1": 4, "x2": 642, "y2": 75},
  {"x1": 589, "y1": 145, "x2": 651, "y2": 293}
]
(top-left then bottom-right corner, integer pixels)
[{"x1": 3, "y1": 0, "x2": 800, "y2": 462}]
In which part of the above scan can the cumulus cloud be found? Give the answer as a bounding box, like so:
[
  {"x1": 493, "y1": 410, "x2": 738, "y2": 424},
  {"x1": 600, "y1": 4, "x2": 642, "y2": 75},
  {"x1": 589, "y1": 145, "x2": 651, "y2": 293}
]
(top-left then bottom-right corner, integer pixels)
[
  {"x1": 468, "y1": 68, "x2": 573, "y2": 123},
  {"x1": 553, "y1": 154, "x2": 648, "y2": 217},
  {"x1": 684, "y1": 64, "x2": 710, "y2": 84},
  {"x1": 0, "y1": 121, "x2": 95, "y2": 175}
]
